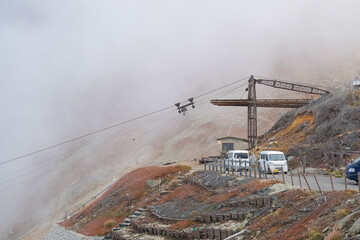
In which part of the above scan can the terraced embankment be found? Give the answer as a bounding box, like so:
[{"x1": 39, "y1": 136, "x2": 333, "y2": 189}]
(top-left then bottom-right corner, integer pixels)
[{"x1": 56, "y1": 163, "x2": 360, "y2": 240}]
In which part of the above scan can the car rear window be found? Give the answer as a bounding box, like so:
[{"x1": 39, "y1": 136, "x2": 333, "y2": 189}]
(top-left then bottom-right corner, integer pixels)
[{"x1": 234, "y1": 153, "x2": 248, "y2": 159}]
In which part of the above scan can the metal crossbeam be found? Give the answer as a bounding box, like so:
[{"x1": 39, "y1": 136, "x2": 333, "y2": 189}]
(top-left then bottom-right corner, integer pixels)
[
  {"x1": 255, "y1": 79, "x2": 330, "y2": 95},
  {"x1": 210, "y1": 99, "x2": 312, "y2": 108}
]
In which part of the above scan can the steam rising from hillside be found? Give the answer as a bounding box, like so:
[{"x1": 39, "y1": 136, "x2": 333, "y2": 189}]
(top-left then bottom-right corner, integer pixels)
[{"x1": 1, "y1": 1, "x2": 360, "y2": 239}]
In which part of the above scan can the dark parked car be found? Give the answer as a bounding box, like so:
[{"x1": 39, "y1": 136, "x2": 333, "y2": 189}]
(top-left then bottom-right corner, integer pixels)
[{"x1": 346, "y1": 156, "x2": 360, "y2": 183}]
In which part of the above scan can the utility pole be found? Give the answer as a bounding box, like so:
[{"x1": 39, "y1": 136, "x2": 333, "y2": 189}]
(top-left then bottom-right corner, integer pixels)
[{"x1": 247, "y1": 75, "x2": 257, "y2": 150}]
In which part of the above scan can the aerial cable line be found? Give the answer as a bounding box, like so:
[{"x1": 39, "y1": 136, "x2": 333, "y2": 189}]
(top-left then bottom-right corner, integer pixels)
[
  {"x1": 1, "y1": 75, "x2": 250, "y2": 167},
  {"x1": 0, "y1": 106, "x2": 176, "y2": 166},
  {"x1": 6, "y1": 84, "x2": 245, "y2": 180},
  {"x1": 196, "y1": 82, "x2": 248, "y2": 106},
  {"x1": 0, "y1": 109, "x2": 177, "y2": 180},
  {"x1": 193, "y1": 76, "x2": 249, "y2": 100},
  {"x1": 0, "y1": 114, "x2": 181, "y2": 192},
  {"x1": 0, "y1": 79, "x2": 250, "y2": 188}
]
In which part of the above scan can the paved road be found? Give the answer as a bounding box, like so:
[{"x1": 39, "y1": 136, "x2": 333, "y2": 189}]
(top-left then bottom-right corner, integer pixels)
[{"x1": 284, "y1": 173, "x2": 359, "y2": 192}]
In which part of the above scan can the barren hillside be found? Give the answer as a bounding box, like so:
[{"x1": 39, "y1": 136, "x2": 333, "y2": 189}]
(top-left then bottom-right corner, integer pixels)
[{"x1": 258, "y1": 88, "x2": 360, "y2": 169}]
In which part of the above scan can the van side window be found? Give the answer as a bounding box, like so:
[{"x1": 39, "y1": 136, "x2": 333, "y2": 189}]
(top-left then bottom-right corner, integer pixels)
[
  {"x1": 265, "y1": 155, "x2": 268, "y2": 160},
  {"x1": 260, "y1": 154, "x2": 264, "y2": 159}
]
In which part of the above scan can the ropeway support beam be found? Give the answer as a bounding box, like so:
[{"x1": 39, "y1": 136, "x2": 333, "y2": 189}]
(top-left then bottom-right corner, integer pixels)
[
  {"x1": 210, "y1": 99, "x2": 312, "y2": 108},
  {"x1": 255, "y1": 78, "x2": 330, "y2": 95},
  {"x1": 211, "y1": 75, "x2": 329, "y2": 150}
]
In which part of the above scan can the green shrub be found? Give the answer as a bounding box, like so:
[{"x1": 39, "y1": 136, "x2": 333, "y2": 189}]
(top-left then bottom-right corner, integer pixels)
[
  {"x1": 104, "y1": 219, "x2": 116, "y2": 228},
  {"x1": 308, "y1": 231, "x2": 324, "y2": 240},
  {"x1": 335, "y1": 209, "x2": 348, "y2": 219}
]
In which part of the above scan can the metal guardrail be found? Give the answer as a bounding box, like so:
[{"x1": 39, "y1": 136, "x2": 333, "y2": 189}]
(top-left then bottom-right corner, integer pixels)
[
  {"x1": 203, "y1": 158, "x2": 276, "y2": 180},
  {"x1": 203, "y1": 158, "x2": 360, "y2": 193},
  {"x1": 60, "y1": 181, "x2": 116, "y2": 221}
]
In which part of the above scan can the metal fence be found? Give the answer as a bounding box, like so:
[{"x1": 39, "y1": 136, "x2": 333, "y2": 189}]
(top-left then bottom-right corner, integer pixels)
[
  {"x1": 203, "y1": 158, "x2": 283, "y2": 181},
  {"x1": 203, "y1": 158, "x2": 360, "y2": 193}
]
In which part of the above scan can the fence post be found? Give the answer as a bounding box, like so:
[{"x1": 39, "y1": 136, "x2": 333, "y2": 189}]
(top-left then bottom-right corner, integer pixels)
[
  {"x1": 204, "y1": 158, "x2": 207, "y2": 171},
  {"x1": 245, "y1": 161, "x2": 248, "y2": 178},
  {"x1": 258, "y1": 162, "x2": 261, "y2": 179},
  {"x1": 227, "y1": 160, "x2": 230, "y2": 175},
  {"x1": 329, "y1": 174, "x2": 334, "y2": 191},
  {"x1": 302, "y1": 173, "x2": 312, "y2": 191},
  {"x1": 249, "y1": 161, "x2": 252, "y2": 178},
  {"x1": 313, "y1": 174, "x2": 322, "y2": 194},
  {"x1": 290, "y1": 170, "x2": 294, "y2": 186},
  {"x1": 298, "y1": 170, "x2": 302, "y2": 189},
  {"x1": 231, "y1": 159, "x2": 234, "y2": 174},
  {"x1": 344, "y1": 172, "x2": 348, "y2": 192},
  {"x1": 269, "y1": 166, "x2": 276, "y2": 181},
  {"x1": 264, "y1": 161, "x2": 267, "y2": 179},
  {"x1": 220, "y1": 159, "x2": 223, "y2": 173},
  {"x1": 254, "y1": 161, "x2": 257, "y2": 178},
  {"x1": 215, "y1": 159, "x2": 218, "y2": 172}
]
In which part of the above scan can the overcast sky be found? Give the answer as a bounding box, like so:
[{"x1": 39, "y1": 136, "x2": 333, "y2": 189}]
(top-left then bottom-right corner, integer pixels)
[
  {"x1": 1, "y1": 0, "x2": 360, "y2": 161},
  {"x1": 1, "y1": 1, "x2": 360, "y2": 237}
]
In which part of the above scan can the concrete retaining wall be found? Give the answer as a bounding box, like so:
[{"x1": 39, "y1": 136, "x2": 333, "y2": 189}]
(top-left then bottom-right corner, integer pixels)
[{"x1": 113, "y1": 222, "x2": 235, "y2": 240}]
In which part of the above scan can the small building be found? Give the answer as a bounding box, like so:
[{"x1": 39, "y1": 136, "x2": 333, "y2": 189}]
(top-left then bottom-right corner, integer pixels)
[
  {"x1": 354, "y1": 80, "x2": 360, "y2": 89},
  {"x1": 217, "y1": 136, "x2": 248, "y2": 157}
]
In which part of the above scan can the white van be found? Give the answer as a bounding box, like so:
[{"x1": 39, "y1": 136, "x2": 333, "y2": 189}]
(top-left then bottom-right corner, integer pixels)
[
  {"x1": 259, "y1": 151, "x2": 288, "y2": 174},
  {"x1": 225, "y1": 150, "x2": 250, "y2": 170}
]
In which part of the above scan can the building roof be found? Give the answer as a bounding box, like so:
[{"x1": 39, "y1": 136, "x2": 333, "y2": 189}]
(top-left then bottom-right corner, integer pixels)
[{"x1": 216, "y1": 136, "x2": 248, "y2": 142}]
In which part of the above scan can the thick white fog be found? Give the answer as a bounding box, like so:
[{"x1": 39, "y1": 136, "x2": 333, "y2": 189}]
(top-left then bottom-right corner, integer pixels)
[{"x1": 1, "y1": 1, "x2": 360, "y2": 239}]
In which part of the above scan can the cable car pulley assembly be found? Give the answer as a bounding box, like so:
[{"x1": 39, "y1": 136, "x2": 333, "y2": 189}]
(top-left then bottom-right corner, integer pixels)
[{"x1": 175, "y1": 98, "x2": 195, "y2": 115}]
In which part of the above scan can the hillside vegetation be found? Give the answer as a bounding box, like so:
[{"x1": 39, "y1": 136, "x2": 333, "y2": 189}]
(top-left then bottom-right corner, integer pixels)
[
  {"x1": 60, "y1": 165, "x2": 191, "y2": 236},
  {"x1": 258, "y1": 89, "x2": 360, "y2": 168},
  {"x1": 60, "y1": 165, "x2": 360, "y2": 239}
]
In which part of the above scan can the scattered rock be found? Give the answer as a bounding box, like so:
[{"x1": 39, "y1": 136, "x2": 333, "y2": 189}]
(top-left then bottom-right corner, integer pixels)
[
  {"x1": 349, "y1": 234, "x2": 360, "y2": 240},
  {"x1": 349, "y1": 218, "x2": 360, "y2": 236},
  {"x1": 322, "y1": 226, "x2": 330, "y2": 233},
  {"x1": 284, "y1": 215, "x2": 297, "y2": 224},
  {"x1": 137, "y1": 207, "x2": 146, "y2": 212},
  {"x1": 337, "y1": 210, "x2": 360, "y2": 230},
  {"x1": 146, "y1": 179, "x2": 161, "y2": 189},
  {"x1": 347, "y1": 199, "x2": 356, "y2": 206},
  {"x1": 134, "y1": 211, "x2": 142, "y2": 216},
  {"x1": 119, "y1": 222, "x2": 131, "y2": 227}
]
